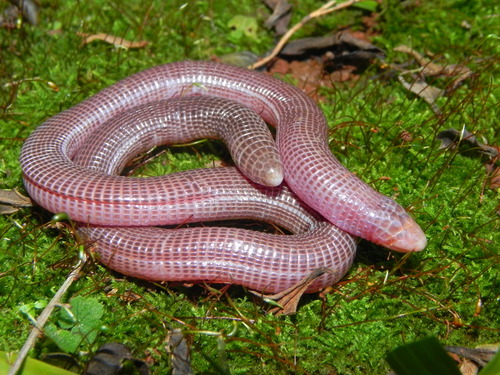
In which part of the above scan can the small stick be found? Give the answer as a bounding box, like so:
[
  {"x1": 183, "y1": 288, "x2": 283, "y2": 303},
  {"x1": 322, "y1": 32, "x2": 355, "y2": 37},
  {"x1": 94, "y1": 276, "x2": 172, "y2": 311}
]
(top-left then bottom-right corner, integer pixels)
[
  {"x1": 8, "y1": 251, "x2": 87, "y2": 375},
  {"x1": 77, "y1": 32, "x2": 149, "y2": 48},
  {"x1": 249, "y1": 0, "x2": 362, "y2": 70}
]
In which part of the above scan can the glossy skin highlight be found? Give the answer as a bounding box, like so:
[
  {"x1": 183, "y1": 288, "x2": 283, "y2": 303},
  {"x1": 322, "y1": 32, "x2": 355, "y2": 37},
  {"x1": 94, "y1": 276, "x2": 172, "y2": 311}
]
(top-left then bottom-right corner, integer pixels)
[{"x1": 19, "y1": 61, "x2": 426, "y2": 293}]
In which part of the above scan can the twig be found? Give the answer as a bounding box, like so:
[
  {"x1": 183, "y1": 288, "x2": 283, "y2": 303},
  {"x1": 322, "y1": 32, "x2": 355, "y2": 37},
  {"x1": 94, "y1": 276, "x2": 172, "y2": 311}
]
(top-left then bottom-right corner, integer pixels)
[
  {"x1": 77, "y1": 32, "x2": 149, "y2": 49},
  {"x1": 249, "y1": 0, "x2": 362, "y2": 69},
  {"x1": 8, "y1": 251, "x2": 87, "y2": 375}
]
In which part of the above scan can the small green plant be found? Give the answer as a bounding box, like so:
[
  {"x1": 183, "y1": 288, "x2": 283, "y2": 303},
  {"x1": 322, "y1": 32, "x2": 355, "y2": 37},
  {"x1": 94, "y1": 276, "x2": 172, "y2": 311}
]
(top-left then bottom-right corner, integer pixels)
[
  {"x1": 227, "y1": 15, "x2": 260, "y2": 43},
  {"x1": 44, "y1": 296, "x2": 105, "y2": 354},
  {"x1": 0, "y1": 0, "x2": 498, "y2": 373}
]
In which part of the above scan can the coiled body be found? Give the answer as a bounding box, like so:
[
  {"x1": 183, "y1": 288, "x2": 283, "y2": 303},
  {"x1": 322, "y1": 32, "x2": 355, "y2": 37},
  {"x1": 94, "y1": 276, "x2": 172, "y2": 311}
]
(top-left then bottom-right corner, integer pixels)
[{"x1": 20, "y1": 61, "x2": 426, "y2": 293}]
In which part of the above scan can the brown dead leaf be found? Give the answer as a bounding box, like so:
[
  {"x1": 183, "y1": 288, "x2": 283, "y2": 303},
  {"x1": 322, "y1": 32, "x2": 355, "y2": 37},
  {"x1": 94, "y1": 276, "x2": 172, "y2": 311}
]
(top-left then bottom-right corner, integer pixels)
[
  {"x1": 0, "y1": 188, "x2": 33, "y2": 214},
  {"x1": 395, "y1": 45, "x2": 472, "y2": 77},
  {"x1": 459, "y1": 357, "x2": 480, "y2": 375},
  {"x1": 77, "y1": 32, "x2": 149, "y2": 49},
  {"x1": 393, "y1": 45, "x2": 475, "y2": 113},
  {"x1": 262, "y1": 30, "x2": 383, "y2": 100},
  {"x1": 279, "y1": 31, "x2": 384, "y2": 58},
  {"x1": 268, "y1": 58, "x2": 358, "y2": 101},
  {"x1": 394, "y1": 45, "x2": 473, "y2": 92},
  {"x1": 445, "y1": 344, "x2": 499, "y2": 368},
  {"x1": 276, "y1": 31, "x2": 384, "y2": 77},
  {"x1": 0, "y1": 0, "x2": 38, "y2": 28},
  {"x1": 251, "y1": 1, "x2": 378, "y2": 70},
  {"x1": 252, "y1": 267, "x2": 333, "y2": 315},
  {"x1": 166, "y1": 329, "x2": 192, "y2": 375},
  {"x1": 398, "y1": 75, "x2": 444, "y2": 109},
  {"x1": 437, "y1": 127, "x2": 500, "y2": 193},
  {"x1": 85, "y1": 343, "x2": 150, "y2": 375},
  {"x1": 437, "y1": 128, "x2": 498, "y2": 159},
  {"x1": 263, "y1": 0, "x2": 292, "y2": 36}
]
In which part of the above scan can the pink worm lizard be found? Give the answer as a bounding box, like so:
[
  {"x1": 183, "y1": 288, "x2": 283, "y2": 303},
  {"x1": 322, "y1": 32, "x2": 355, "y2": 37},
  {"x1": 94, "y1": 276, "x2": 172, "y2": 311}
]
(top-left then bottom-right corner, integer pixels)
[{"x1": 19, "y1": 61, "x2": 426, "y2": 294}]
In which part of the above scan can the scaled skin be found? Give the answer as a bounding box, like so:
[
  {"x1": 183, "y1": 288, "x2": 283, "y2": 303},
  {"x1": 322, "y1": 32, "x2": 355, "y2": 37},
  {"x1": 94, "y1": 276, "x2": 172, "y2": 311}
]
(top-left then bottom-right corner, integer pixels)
[{"x1": 20, "y1": 61, "x2": 426, "y2": 293}]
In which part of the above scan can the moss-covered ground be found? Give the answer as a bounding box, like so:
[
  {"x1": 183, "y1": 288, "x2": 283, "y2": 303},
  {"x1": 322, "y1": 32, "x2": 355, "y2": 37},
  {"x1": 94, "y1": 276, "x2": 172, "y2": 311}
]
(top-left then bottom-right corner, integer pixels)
[{"x1": 0, "y1": 0, "x2": 498, "y2": 373}]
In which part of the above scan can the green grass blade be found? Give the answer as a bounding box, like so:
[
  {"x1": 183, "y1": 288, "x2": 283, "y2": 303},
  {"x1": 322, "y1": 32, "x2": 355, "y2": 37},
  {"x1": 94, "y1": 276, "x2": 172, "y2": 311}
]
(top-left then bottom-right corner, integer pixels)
[
  {"x1": 1, "y1": 351, "x2": 76, "y2": 375},
  {"x1": 480, "y1": 349, "x2": 500, "y2": 375}
]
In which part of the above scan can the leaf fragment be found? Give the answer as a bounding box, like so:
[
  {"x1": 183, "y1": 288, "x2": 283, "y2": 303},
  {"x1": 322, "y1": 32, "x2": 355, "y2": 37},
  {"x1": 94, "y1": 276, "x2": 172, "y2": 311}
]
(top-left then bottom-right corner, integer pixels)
[{"x1": 0, "y1": 189, "x2": 32, "y2": 215}]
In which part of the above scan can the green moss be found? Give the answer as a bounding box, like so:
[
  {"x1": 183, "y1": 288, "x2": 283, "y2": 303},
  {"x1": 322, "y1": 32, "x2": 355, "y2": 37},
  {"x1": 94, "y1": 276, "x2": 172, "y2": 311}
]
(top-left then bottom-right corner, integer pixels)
[{"x1": 0, "y1": 0, "x2": 498, "y2": 374}]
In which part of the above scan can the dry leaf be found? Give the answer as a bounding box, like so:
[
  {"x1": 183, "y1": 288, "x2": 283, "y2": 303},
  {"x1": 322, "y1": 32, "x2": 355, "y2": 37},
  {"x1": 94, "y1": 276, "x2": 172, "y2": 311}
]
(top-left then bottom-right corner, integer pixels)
[
  {"x1": 398, "y1": 75, "x2": 444, "y2": 106},
  {"x1": 77, "y1": 32, "x2": 149, "y2": 49},
  {"x1": 166, "y1": 329, "x2": 192, "y2": 375},
  {"x1": 0, "y1": 189, "x2": 33, "y2": 214},
  {"x1": 394, "y1": 45, "x2": 473, "y2": 91},
  {"x1": 263, "y1": 0, "x2": 292, "y2": 36},
  {"x1": 437, "y1": 127, "x2": 500, "y2": 192},
  {"x1": 445, "y1": 344, "x2": 499, "y2": 368},
  {"x1": 437, "y1": 128, "x2": 498, "y2": 158},
  {"x1": 85, "y1": 343, "x2": 150, "y2": 375}
]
